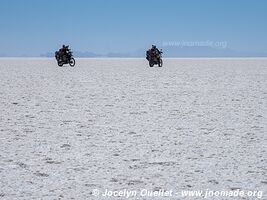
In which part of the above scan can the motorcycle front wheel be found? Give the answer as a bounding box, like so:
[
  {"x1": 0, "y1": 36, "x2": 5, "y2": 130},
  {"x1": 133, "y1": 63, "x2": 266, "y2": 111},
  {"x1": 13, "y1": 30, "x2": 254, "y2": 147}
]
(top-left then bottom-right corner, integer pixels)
[
  {"x1": 58, "y1": 61, "x2": 63, "y2": 67},
  {"x1": 69, "y1": 58, "x2": 75, "y2": 67},
  {"x1": 158, "y1": 58, "x2": 163, "y2": 67}
]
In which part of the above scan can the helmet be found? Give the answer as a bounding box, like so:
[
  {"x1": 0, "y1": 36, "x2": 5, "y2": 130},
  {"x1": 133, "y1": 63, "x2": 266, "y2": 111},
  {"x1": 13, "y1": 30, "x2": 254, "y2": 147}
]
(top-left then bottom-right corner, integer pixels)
[
  {"x1": 62, "y1": 45, "x2": 66, "y2": 48},
  {"x1": 152, "y1": 45, "x2": 156, "y2": 49}
]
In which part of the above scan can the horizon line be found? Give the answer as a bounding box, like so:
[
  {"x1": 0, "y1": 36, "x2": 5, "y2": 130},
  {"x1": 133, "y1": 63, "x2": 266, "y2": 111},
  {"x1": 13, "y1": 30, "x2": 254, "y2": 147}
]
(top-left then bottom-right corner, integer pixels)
[{"x1": 1, "y1": 57, "x2": 267, "y2": 59}]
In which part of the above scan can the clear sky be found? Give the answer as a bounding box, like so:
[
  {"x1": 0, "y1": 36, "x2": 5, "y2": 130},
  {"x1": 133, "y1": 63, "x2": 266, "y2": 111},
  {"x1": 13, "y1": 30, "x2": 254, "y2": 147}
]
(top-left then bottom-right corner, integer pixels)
[{"x1": 0, "y1": 0, "x2": 266, "y2": 56}]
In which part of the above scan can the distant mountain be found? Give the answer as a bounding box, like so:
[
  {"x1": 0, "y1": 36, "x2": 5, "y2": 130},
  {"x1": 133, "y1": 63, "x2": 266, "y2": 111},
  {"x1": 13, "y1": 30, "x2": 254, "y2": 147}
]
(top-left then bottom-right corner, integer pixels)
[
  {"x1": 0, "y1": 53, "x2": 7, "y2": 57},
  {"x1": 159, "y1": 46, "x2": 267, "y2": 57},
  {"x1": 105, "y1": 52, "x2": 130, "y2": 58},
  {"x1": 73, "y1": 51, "x2": 101, "y2": 58},
  {"x1": 40, "y1": 52, "x2": 54, "y2": 57},
  {"x1": 40, "y1": 51, "x2": 101, "y2": 58},
  {"x1": 40, "y1": 50, "x2": 145, "y2": 58},
  {"x1": 105, "y1": 49, "x2": 146, "y2": 58},
  {"x1": 2, "y1": 48, "x2": 266, "y2": 58}
]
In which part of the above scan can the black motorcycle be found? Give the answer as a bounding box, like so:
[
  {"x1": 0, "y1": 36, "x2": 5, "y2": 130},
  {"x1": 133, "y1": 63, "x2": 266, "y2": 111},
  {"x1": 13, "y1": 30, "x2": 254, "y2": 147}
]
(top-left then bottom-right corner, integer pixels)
[
  {"x1": 55, "y1": 50, "x2": 75, "y2": 67},
  {"x1": 147, "y1": 50, "x2": 163, "y2": 67}
]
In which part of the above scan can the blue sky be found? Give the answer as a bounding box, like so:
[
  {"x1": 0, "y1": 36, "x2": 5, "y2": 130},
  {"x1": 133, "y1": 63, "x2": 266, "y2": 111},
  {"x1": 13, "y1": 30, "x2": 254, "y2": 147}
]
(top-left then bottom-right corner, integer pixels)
[{"x1": 0, "y1": 0, "x2": 266, "y2": 56}]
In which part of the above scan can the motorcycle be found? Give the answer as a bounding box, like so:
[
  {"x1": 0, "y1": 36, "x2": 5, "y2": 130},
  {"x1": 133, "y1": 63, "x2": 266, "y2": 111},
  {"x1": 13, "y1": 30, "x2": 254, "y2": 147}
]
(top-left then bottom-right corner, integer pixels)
[
  {"x1": 147, "y1": 50, "x2": 163, "y2": 67},
  {"x1": 55, "y1": 49, "x2": 75, "y2": 67}
]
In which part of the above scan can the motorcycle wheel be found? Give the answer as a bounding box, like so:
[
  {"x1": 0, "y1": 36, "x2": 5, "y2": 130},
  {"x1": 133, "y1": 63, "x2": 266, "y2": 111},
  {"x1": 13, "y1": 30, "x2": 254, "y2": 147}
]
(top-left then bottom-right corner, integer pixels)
[
  {"x1": 58, "y1": 61, "x2": 63, "y2": 67},
  {"x1": 158, "y1": 59, "x2": 163, "y2": 67},
  {"x1": 69, "y1": 58, "x2": 75, "y2": 67},
  {"x1": 149, "y1": 61, "x2": 154, "y2": 67}
]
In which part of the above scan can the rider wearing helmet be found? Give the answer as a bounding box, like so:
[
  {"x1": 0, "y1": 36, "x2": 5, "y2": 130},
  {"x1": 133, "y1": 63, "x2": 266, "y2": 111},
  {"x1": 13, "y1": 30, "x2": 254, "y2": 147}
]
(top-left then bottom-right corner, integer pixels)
[
  {"x1": 151, "y1": 45, "x2": 160, "y2": 56},
  {"x1": 61, "y1": 45, "x2": 69, "y2": 54},
  {"x1": 59, "y1": 45, "x2": 69, "y2": 61}
]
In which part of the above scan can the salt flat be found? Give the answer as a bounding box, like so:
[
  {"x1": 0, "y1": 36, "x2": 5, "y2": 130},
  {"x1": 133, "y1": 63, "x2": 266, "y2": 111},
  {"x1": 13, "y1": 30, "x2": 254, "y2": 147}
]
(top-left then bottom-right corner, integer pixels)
[{"x1": 0, "y1": 58, "x2": 266, "y2": 199}]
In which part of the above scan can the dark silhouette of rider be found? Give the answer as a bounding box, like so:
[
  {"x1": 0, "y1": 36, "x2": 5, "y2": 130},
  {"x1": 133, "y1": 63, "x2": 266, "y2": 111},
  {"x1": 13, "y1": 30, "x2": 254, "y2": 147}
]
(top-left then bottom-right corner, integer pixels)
[
  {"x1": 151, "y1": 45, "x2": 160, "y2": 55},
  {"x1": 60, "y1": 45, "x2": 69, "y2": 54},
  {"x1": 146, "y1": 45, "x2": 160, "y2": 60},
  {"x1": 59, "y1": 45, "x2": 69, "y2": 61}
]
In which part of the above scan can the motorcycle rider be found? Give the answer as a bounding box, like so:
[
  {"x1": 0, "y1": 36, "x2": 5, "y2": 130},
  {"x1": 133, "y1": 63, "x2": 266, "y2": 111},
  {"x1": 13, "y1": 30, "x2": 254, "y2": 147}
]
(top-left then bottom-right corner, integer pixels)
[
  {"x1": 151, "y1": 45, "x2": 161, "y2": 56},
  {"x1": 59, "y1": 45, "x2": 69, "y2": 61},
  {"x1": 146, "y1": 45, "x2": 161, "y2": 60},
  {"x1": 60, "y1": 45, "x2": 69, "y2": 54}
]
